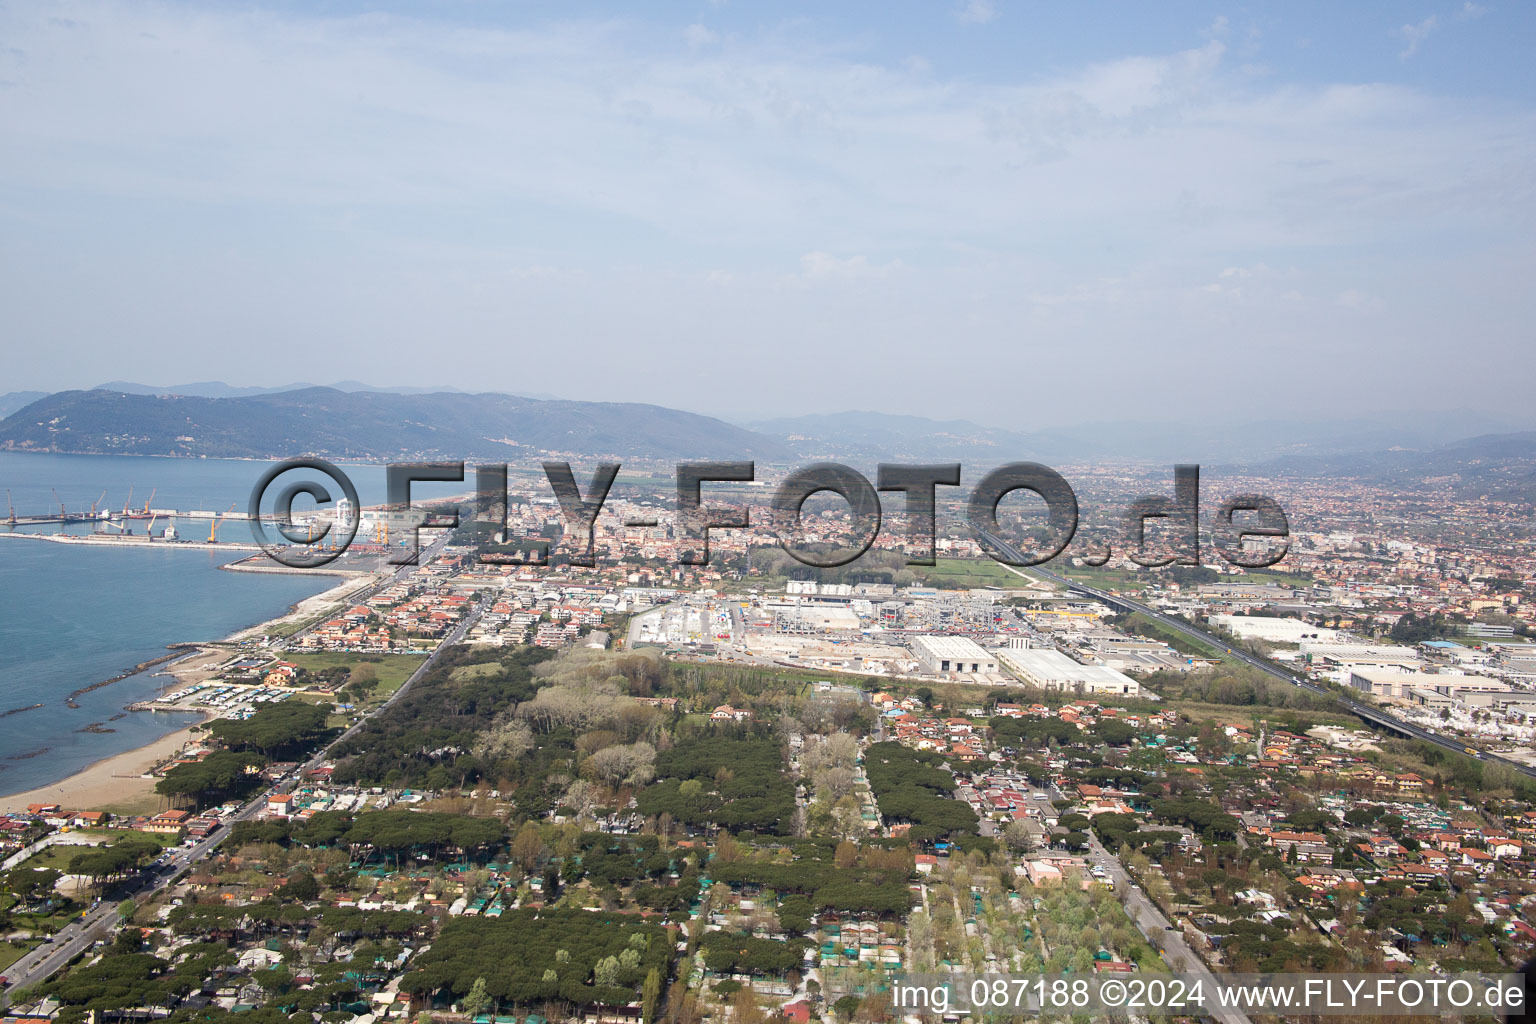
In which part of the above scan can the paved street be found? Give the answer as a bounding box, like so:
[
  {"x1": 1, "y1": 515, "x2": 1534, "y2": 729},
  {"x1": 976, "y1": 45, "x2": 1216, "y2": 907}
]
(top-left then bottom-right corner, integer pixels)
[{"x1": 1081, "y1": 829, "x2": 1253, "y2": 1024}]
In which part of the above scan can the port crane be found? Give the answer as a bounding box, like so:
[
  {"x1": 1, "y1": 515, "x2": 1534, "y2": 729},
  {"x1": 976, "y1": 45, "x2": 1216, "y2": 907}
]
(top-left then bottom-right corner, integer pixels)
[
  {"x1": 208, "y1": 503, "x2": 237, "y2": 543},
  {"x1": 5, "y1": 490, "x2": 15, "y2": 526},
  {"x1": 91, "y1": 490, "x2": 107, "y2": 519},
  {"x1": 50, "y1": 487, "x2": 66, "y2": 517},
  {"x1": 125, "y1": 488, "x2": 157, "y2": 519},
  {"x1": 121, "y1": 485, "x2": 134, "y2": 518}
]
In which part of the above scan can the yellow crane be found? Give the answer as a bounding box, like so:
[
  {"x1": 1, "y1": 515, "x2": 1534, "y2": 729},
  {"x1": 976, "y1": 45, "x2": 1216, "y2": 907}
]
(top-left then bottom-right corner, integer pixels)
[
  {"x1": 142, "y1": 488, "x2": 156, "y2": 516},
  {"x1": 208, "y1": 503, "x2": 236, "y2": 543},
  {"x1": 121, "y1": 485, "x2": 134, "y2": 518},
  {"x1": 50, "y1": 487, "x2": 66, "y2": 517},
  {"x1": 5, "y1": 489, "x2": 15, "y2": 526},
  {"x1": 91, "y1": 490, "x2": 106, "y2": 518}
]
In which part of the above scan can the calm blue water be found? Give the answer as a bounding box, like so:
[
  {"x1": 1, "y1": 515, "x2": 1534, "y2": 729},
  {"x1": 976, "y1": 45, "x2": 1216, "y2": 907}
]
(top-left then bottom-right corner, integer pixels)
[
  {"x1": 0, "y1": 450, "x2": 464, "y2": 522},
  {"x1": 0, "y1": 452, "x2": 448, "y2": 797}
]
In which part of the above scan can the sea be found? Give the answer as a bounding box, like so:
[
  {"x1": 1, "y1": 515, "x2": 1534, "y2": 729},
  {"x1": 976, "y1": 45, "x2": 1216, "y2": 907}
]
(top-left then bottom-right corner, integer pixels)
[{"x1": 0, "y1": 451, "x2": 464, "y2": 797}]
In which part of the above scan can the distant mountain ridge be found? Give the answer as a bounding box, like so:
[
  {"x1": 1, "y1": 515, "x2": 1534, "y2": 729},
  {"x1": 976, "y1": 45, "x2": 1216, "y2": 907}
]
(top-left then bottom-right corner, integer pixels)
[
  {"x1": 5, "y1": 386, "x2": 1532, "y2": 485},
  {"x1": 91, "y1": 379, "x2": 562, "y2": 401},
  {"x1": 0, "y1": 388, "x2": 792, "y2": 462},
  {"x1": 1244, "y1": 430, "x2": 1536, "y2": 500},
  {"x1": 0, "y1": 391, "x2": 47, "y2": 419},
  {"x1": 749, "y1": 409, "x2": 1522, "y2": 463},
  {"x1": 749, "y1": 410, "x2": 1091, "y2": 461}
]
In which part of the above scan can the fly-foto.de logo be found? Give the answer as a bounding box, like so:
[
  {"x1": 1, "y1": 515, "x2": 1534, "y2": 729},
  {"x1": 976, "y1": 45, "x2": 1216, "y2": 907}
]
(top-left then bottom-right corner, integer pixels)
[{"x1": 249, "y1": 459, "x2": 1288, "y2": 571}]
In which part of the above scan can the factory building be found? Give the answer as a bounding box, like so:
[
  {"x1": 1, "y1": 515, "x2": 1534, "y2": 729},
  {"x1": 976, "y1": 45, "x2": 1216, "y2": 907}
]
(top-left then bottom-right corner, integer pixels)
[
  {"x1": 997, "y1": 647, "x2": 1141, "y2": 697},
  {"x1": 909, "y1": 635, "x2": 999, "y2": 678}
]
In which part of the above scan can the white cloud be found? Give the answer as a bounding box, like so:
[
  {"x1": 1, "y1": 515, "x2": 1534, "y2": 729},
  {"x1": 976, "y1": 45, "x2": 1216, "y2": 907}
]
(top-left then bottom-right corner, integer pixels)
[
  {"x1": 1335, "y1": 288, "x2": 1384, "y2": 311},
  {"x1": 795, "y1": 251, "x2": 902, "y2": 283},
  {"x1": 1398, "y1": 4, "x2": 1484, "y2": 58},
  {"x1": 683, "y1": 23, "x2": 717, "y2": 48},
  {"x1": 955, "y1": 0, "x2": 997, "y2": 26},
  {"x1": 1397, "y1": 15, "x2": 1439, "y2": 58},
  {"x1": 0, "y1": 2, "x2": 1530, "y2": 422}
]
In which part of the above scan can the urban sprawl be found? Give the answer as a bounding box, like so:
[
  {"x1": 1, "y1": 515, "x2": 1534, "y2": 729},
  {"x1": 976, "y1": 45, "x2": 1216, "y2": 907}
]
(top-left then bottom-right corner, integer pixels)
[{"x1": 5, "y1": 468, "x2": 1536, "y2": 1024}]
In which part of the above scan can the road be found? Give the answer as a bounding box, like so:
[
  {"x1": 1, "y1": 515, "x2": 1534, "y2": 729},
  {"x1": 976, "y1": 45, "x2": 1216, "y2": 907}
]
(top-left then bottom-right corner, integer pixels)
[
  {"x1": 1080, "y1": 830, "x2": 1253, "y2": 1024},
  {"x1": 1, "y1": 543, "x2": 483, "y2": 1004},
  {"x1": 957, "y1": 773, "x2": 1249, "y2": 1021},
  {"x1": 976, "y1": 531, "x2": 1536, "y2": 782}
]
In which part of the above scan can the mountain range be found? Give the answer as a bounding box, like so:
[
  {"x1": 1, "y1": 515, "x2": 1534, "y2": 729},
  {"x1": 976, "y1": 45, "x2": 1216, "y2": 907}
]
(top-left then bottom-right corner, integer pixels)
[
  {"x1": 0, "y1": 391, "x2": 48, "y2": 420},
  {"x1": 1242, "y1": 431, "x2": 1536, "y2": 502},
  {"x1": 3, "y1": 385, "x2": 1536, "y2": 496},
  {"x1": 0, "y1": 387, "x2": 790, "y2": 462},
  {"x1": 91, "y1": 379, "x2": 559, "y2": 401}
]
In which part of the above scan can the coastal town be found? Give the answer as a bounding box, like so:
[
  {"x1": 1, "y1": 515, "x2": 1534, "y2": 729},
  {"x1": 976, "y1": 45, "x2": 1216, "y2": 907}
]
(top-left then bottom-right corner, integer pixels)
[
  {"x1": 3, "y1": 465, "x2": 1536, "y2": 1024},
  {"x1": 4, "y1": 0, "x2": 1533, "y2": 1019}
]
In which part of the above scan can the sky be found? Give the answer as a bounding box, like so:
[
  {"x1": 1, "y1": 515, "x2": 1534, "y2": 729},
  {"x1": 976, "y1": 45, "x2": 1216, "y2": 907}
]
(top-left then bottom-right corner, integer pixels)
[{"x1": 1, "y1": 0, "x2": 1533, "y2": 429}]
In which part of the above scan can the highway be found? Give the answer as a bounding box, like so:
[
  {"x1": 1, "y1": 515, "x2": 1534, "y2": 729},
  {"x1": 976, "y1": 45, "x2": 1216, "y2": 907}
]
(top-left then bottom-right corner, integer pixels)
[
  {"x1": 976, "y1": 531, "x2": 1536, "y2": 782},
  {"x1": 1, "y1": 537, "x2": 481, "y2": 1005}
]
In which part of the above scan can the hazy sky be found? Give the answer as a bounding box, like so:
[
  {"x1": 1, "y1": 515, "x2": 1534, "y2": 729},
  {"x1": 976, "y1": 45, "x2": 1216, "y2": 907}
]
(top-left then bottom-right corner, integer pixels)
[{"x1": 2, "y1": 1, "x2": 1533, "y2": 428}]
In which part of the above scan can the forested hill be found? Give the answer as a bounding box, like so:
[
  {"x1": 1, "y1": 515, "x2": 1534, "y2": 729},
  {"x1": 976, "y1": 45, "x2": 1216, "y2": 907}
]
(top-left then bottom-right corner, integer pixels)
[{"x1": 0, "y1": 387, "x2": 794, "y2": 462}]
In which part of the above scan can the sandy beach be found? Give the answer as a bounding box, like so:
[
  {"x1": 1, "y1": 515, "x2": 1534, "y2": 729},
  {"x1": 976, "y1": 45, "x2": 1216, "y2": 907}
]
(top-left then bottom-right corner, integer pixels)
[
  {"x1": 0, "y1": 720, "x2": 209, "y2": 816},
  {"x1": 221, "y1": 563, "x2": 373, "y2": 641},
  {"x1": 0, "y1": 560, "x2": 377, "y2": 816}
]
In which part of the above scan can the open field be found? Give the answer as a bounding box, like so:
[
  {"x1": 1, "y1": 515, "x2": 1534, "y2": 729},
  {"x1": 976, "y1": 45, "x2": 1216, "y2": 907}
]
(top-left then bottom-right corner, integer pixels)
[
  {"x1": 1057, "y1": 566, "x2": 1152, "y2": 591},
  {"x1": 0, "y1": 941, "x2": 29, "y2": 972},
  {"x1": 1121, "y1": 611, "x2": 1231, "y2": 660},
  {"x1": 282, "y1": 652, "x2": 426, "y2": 699},
  {"x1": 448, "y1": 662, "x2": 506, "y2": 681},
  {"x1": 71, "y1": 828, "x2": 180, "y2": 848},
  {"x1": 921, "y1": 557, "x2": 1038, "y2": 588},
  {"x1": 1160, "y1": 699, "x2": 1358, "y2": 730}
]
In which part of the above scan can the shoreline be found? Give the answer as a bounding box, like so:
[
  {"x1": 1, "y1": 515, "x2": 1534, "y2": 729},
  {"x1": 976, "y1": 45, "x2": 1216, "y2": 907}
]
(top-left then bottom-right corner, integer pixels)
[
  {"x1": 0, "y1": 555, "x2": 379, "y2": 810},
  {"x1": 0, "y1": 716, "x2": 211, "y2": 815},
  {"x1": 219, "y1": 559, "x2": 372, "y2": 641}
]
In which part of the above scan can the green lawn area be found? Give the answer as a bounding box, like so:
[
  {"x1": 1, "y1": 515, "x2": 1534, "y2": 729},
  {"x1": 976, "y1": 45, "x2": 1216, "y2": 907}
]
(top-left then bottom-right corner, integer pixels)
[
  {"x1": 1057, "y1": 566, "x2": 1152, "y2": 592},
  {"x1": 1239, "y1": 568, "x2": 1314, "y2": 587},
  {"x1": 283, "y1": 652, "x2": 426, "y2": 699},
  {"x1": 18, "y1": 845, "x2": 89, "y2": 872},
  {"x1": 920, "y1": 557, "x2": 1031, "y2": 588},
  {"x1": 0, "y1": 939, "x2": 31, "y2": 971},
  {"x1": 1163, "y1": 699, "x2": 1356, "y2": 729},
  {"x1": 72, "y1": 828, "x2": 179, "y2": 848},
  {"x1": 449, "y1": 662, "x2": 506, "y2": 681},
  {"x1": 1121, "y1": 612, "x2": 1230, "y2": 660}
]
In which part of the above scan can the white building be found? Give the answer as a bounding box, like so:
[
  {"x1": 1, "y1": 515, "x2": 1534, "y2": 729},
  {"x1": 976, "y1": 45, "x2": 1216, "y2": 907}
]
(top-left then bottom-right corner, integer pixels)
[
  {"x1": 1347, "y1": 669, "x2": 1426, "y2": 701},
  {"x1": 910, "y1": 635, "x2": 998, "y2": 677},
  {"x1": 1211, "y1": 615, "x2": 1338, "y2": 644},
  {"x1": 998, "y1": 647, "x2": 1141, "y2": 697},
  {"x1": 1348, "y1": 669, "x2": 1509, "y2": 704}
]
